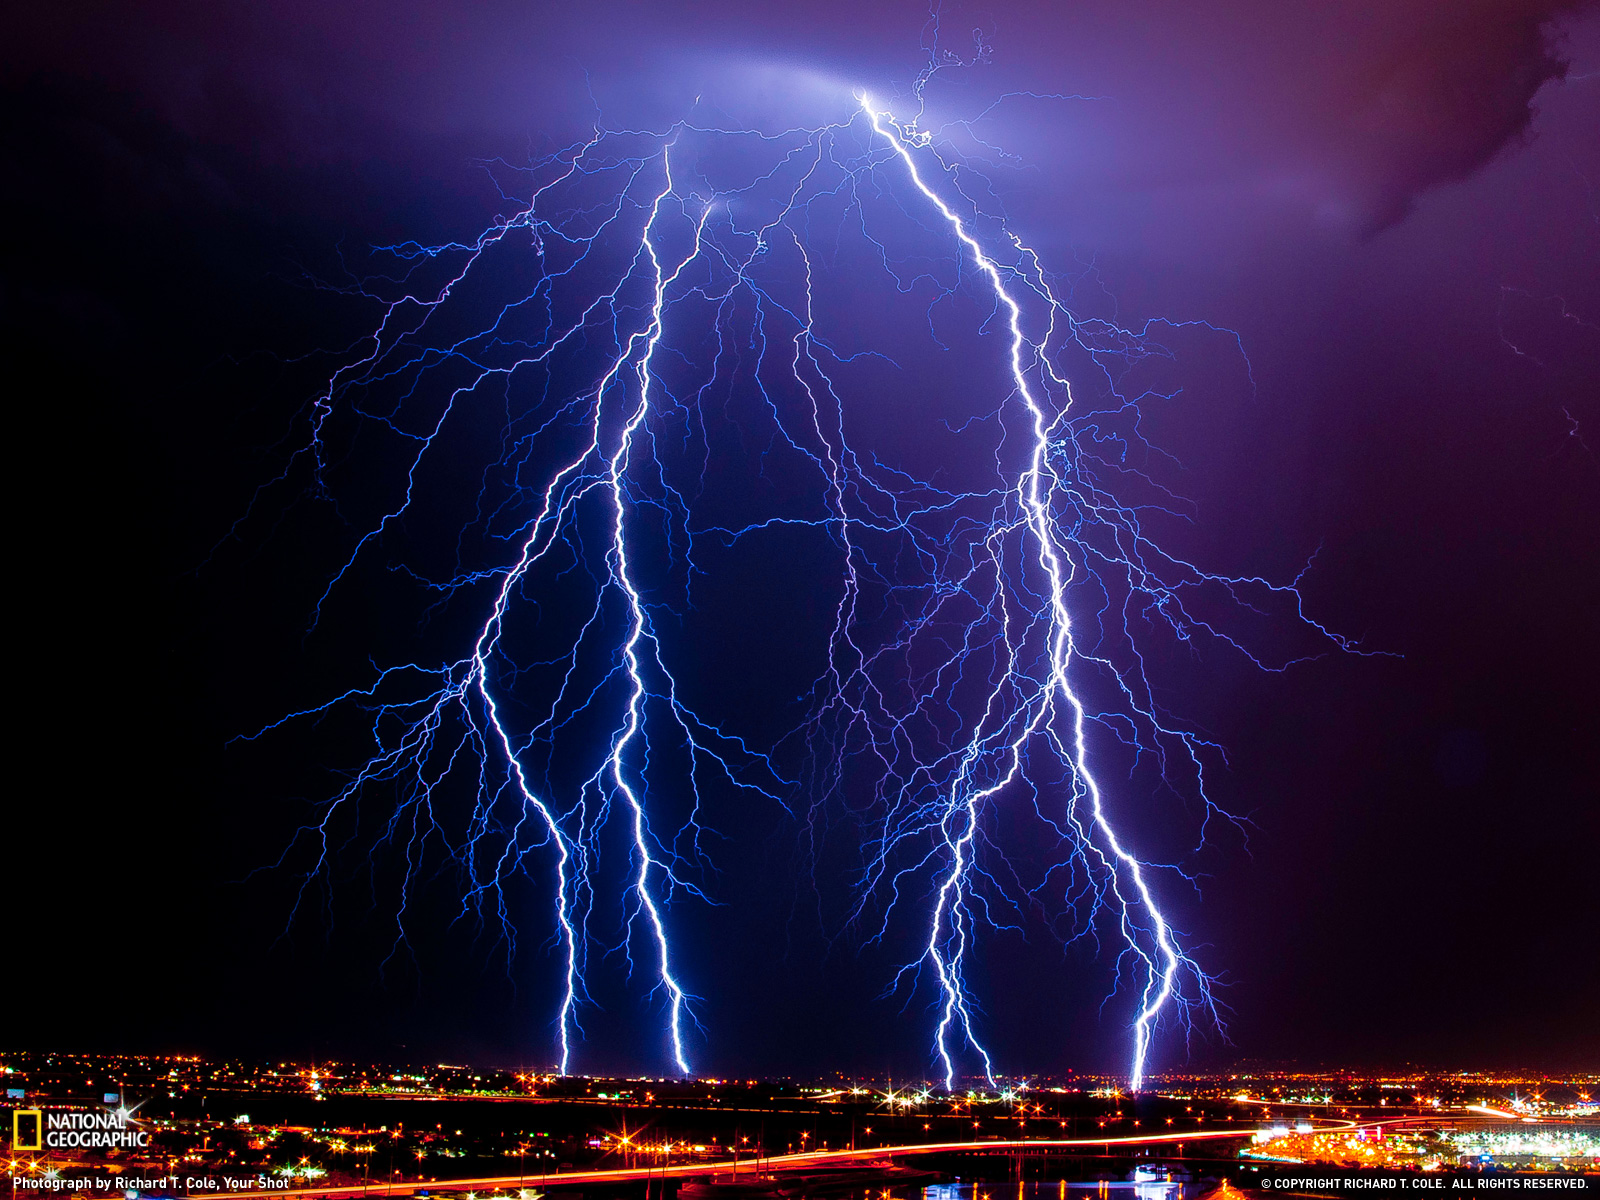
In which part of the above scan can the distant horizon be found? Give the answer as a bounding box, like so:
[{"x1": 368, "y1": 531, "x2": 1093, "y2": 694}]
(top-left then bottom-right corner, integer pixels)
[{"x1": 5, "y1": 1049, "x2": 1596, "y2": 1084}]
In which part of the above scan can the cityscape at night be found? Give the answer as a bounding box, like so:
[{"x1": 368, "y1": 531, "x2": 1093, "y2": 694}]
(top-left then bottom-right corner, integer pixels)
[
  {"x1": 3, "y1": 0, "x2": 1594, "y2": 1199},
  {"x1": 4, "y1": 1052, "x2": 1597, "y2": 1195}
]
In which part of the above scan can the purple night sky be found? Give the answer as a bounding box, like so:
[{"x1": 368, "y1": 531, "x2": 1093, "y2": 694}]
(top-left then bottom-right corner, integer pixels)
[{"x1": 4, "y1": 0, "x2": 1596, "y2": 1076}]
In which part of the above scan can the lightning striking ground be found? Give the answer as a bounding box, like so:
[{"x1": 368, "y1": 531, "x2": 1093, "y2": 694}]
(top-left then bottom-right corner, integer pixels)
[
  {"x1": 238, "y1": 81, "x2": 1362, "y2": 1086},
  {"x1": 859, "y1": 96, "x2": 1209, "y2": 1091}
]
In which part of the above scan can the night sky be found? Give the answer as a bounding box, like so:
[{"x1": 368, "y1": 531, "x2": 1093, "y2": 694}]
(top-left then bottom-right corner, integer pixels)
[{"x1": 5, "y1": 0, "x2": 1597, "y2": 1079}]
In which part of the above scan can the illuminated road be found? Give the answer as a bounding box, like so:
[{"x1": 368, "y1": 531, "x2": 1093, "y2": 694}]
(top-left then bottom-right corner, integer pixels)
[{"x1": 217, "y1": 1126, "x2": 1333, "y2": 1200}]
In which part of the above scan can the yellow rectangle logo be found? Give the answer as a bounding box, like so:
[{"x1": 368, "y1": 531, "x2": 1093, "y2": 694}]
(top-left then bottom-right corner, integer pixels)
[{"x1": 13, "y1": 1108, "x2": 42, "y2": 1151}]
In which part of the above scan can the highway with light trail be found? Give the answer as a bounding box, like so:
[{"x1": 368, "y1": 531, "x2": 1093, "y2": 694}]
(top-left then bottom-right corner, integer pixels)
[{"x1": 216, "y1": 1123, "x2": 1360, "y2": 1200}]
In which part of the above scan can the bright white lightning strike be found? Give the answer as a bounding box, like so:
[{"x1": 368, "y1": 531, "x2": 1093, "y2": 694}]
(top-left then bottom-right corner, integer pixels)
[
  {"x1": 244, "y1": 75, "x2": 1361, "y2": 1089},
  {"x1": 598, "y1": 150, "x2": 710, "y2": 1076},
  {"x1": 862, "y1": 96, "x2": 1186, "y2": 1091}
]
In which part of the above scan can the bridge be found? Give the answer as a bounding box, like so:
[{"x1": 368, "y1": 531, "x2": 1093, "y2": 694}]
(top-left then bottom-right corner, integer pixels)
[{"x1": 215, "y1": 1125, "x2": 1307, "y2": 1200}]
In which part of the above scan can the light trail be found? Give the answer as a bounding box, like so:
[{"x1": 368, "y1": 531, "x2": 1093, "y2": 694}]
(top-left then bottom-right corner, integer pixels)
[{"x1": 216, "y1": 1129, "x2": 1289, "y2": 1200}]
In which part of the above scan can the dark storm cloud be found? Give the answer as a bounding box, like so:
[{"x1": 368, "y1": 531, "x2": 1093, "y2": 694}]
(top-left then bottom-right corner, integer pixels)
[
  {"x1": 925, "y1": 0, "x2": 1594, "y2": 237},
  {"x1": 1273, "y1": 0, "x2": 1588, "y2": 231},
  {"x1": 6, "y1": 1, "x2": 1593, "y2": 234}
]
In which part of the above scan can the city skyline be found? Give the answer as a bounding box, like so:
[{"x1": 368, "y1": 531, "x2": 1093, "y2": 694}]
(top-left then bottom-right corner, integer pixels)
[{"x1": 3, "y1": 1049, "x2": 1596, "y2": 1195}]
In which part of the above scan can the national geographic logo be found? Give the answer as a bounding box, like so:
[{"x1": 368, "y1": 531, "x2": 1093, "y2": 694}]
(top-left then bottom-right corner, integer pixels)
[
  {"x1": 13, "y1": 1109, "x2": 42, "y2": 1151},
  {"x1": 10, "y1": 1109, "x2": 149, "y2": 1150}
]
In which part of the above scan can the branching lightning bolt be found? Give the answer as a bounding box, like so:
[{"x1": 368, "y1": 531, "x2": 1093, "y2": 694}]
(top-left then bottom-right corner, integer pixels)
[
  {"x1": 236, "y1": 77, "x2": 1367, "y2": 1087},
  {"x1": 859, "y1": 96, "x2": 1202, "y2": 1092}
]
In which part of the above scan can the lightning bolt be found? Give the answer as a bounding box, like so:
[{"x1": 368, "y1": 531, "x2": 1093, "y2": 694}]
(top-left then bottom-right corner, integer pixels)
[
  {"x1": 859, "y1": 95, "x2": 1197, "y2": 1091},
  {"x1": 238, "y1": 78, "x2": 1365, "y2": 1087},
  {"x1": 596, "y1": 146, "x2": 708, "y2": 1075}
]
